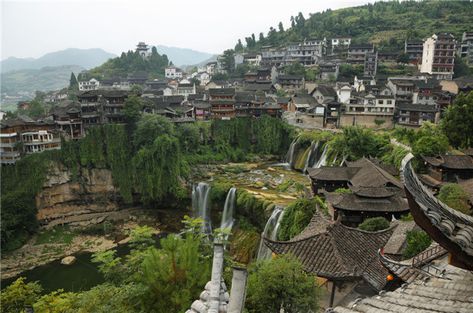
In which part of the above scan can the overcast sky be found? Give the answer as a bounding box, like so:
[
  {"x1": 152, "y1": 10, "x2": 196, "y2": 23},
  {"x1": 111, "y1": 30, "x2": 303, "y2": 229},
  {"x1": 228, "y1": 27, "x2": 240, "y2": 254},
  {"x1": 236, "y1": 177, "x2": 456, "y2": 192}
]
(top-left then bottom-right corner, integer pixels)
[{"x1": 2, "y1": 0, "x2": 373, "y2": 60}]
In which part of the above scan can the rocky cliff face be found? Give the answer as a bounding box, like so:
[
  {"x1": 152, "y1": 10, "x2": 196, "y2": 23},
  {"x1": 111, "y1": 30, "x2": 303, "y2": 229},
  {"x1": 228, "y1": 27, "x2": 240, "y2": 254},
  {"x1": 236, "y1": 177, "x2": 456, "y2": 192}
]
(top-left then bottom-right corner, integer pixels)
[{"x1": 36, "y1": 164, "x2": 121, "y2": 227}]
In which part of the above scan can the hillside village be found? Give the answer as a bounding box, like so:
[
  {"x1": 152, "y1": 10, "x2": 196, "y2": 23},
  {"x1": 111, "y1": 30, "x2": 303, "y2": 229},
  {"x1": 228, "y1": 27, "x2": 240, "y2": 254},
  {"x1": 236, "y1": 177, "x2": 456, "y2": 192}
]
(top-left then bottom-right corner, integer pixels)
[
  {"x1": 1, "y1": 1, "x2": 473, "y2": 313},
  {"x1": 2, "y1": 32, "x2": 473, "y2": 164}
]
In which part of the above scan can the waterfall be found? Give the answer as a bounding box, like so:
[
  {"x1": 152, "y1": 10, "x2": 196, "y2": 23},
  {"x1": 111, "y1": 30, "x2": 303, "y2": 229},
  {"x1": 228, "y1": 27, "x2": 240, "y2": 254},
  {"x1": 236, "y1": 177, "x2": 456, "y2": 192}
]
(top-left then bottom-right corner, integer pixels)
[
  {"x1": 220, "y1": 187, "x2": 236, "y2": 230},
  {"x1": 285, "y1": 138, "x2": 299, "y2": 169},
  {"x1": 257, "y1": 206, "x2": 285, "y2": 260},
  {"x1": 303, "y1": 141, "x2": 320, "y2": 173},
  {"x1": 313, "y1": 144, "x2": 328, "y2": 169},
  {"x1": 192, "y1": 182, "x2": 212, "y2": 234}
]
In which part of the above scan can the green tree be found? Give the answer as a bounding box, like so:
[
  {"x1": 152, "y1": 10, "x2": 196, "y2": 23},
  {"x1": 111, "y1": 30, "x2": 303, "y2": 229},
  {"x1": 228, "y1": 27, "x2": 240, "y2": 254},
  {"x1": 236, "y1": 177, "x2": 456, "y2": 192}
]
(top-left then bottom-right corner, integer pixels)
[
  {"x1": 278, "y1": 198, "x2": 323, "y2": 241},
  {"x1": 326, "y1": 126, "x2": 390, "y2": 161},
  {"x1": 246, "y1": 254, "x2": 320, "y2": 313},
  {"x1": 123, "y1": 95, "x2": 143, "y2": 126},
  {"x1": 278, "y1": 21, "x2": 284, "y2": 33},
  {"x1": 69, "y1": 72, "x2": 79, "y2": 90},
  {"x1": 133, "y1": 114, "x2": 174, "y2": 149},
  {"x1": 397, "y1": 53, "x2": 410, "y2": 64},
  {"x1": 438, "y1": 183, "x2": 471, "y2": 215},
  {"x1": 221, "y1": 49, "x2": 235, "y2": 73},
  {"x1": 358, "y1": 217, "x2": 390, "y2": 232},
  {"x1": 442, "y1": 92, "x2": 473, "y2": 149},
  {"x1": 235, "y1": 39, "x2": 244, "y2": 52},
  {"x1": 1, "y1": 277, "x2": 42, "y2": 313},
  {"x1": 453, "y1": 57, "x2": 471, "y2": 78},
  {"x1": 412, "y1": 134, "x2": 449, "y2": 157},
  {"x1": 403, "y1": 230, "x2": 432, "y2": 258}
]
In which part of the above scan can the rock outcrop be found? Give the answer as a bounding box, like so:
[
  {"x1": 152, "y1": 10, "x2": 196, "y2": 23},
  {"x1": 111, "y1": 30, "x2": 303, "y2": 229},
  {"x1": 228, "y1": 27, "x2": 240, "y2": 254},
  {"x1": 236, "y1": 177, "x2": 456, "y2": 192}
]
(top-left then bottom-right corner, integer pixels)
[{"x1": 36, "y1": 164, "x2": 121, "y2": 227}]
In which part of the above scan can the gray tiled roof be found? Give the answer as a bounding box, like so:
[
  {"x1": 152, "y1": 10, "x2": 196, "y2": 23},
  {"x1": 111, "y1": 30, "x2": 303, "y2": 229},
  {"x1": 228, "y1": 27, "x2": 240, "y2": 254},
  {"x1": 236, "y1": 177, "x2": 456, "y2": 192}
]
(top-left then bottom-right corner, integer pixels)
[{"x1": 332, "y1": 263, "x2": 473, "y2": 313}]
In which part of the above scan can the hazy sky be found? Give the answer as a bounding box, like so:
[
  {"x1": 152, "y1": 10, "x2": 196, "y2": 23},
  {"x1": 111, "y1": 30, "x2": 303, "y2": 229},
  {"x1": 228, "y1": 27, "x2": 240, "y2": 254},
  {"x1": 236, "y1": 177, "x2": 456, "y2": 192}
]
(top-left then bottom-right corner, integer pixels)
[{"x1": 2, "y1": 0, "x2": 373, "y2": 60}]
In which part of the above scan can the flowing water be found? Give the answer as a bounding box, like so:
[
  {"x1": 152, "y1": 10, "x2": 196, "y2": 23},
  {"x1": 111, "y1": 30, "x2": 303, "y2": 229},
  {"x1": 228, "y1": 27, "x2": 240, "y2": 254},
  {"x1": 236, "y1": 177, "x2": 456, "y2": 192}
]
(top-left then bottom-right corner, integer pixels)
[
  {"x1": 192, "y1": 182, "x2": 212, "y2": 234},
  {"x1": 284, "y1": 138, "x2": 299, "y2": 169},
  {"x1": 303, "y1": 141, "x2": 320, "y2": 173},
  {"x1": 257, "y1": 206, "x2": 285, "y2": 260},
  {"x1": 313, "y1": 144, "x2": 328, "y2": 169},
  {"x1": 220, "y1": 187, "x2": 236, "y2": 230}
]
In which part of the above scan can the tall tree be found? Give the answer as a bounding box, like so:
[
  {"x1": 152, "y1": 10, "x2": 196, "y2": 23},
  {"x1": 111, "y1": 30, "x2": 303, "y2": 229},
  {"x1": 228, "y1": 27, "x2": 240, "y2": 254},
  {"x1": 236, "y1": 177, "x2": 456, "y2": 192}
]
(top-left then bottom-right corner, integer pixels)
[
  {"x1": 221, "y1": 49, "x2": 235, "y2": 73},
  {"x1": 278, "y1": 21, "x2": 285, "y2": 33},
  {"x1": 235, "y1": 39, "x2": 244, "y2": 52},
  {"x1": 69, "y1": 72, "x2": 79, "y2": 90},
  {"x1": 442, "y1": 92, "x2": 473, "y2": 149}
]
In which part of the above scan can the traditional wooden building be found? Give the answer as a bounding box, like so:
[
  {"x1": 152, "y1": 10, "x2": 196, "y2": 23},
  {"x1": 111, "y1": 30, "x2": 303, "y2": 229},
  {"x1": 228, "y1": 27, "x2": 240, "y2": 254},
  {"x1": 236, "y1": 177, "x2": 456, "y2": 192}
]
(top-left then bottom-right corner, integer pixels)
[
  {"x1": 402, "y1": 153, "x2": 473, "y2": 271},
  {"x1": 309, "y1": 158, "x2": 409, "y2": 225},
  {"x1": 50, "y1": 102, "x2": 83, "y2": 140},
  {"x1": 264, "y1": 213, "x2": 397, "y2": 307},
  {"x1": 422, "y1": 154, "x2": 473, "y2": 182},
  {"x1": 209, "y1": 88, "x2": 236, "y2": 119}
]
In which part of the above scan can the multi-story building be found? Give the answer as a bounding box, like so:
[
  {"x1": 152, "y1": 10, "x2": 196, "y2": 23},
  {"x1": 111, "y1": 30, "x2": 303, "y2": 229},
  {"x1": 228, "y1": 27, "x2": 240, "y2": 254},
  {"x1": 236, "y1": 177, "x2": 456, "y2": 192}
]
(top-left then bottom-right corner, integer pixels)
[
  {"x1": 347, "y1": 44, "x2": 374, "y2": 65},
  {"x1": 341, "y1": 89, "x2": 395, "y2": 128},
  {"x1": 404, "y1": 40, "x2": 424, "y2": 65},
  {"x1": 136, "y1": 42, "x2": 150, "y2": 59},
  {"x1": 0, "y1": 116, "x2": 60, "y2": 163},
  {"x1": 420, "y1": 33, "x2": 456, "y2": 80},
  {"x1": 209, "y1": 88, "x2": 235, "y2": 119},
  {"x1": 165, "y1": 66, "x2": 183, "y2": 79},
  {"x1": 459, "y1": 31, "x2": 473, "y2": 64},
  {"x1": 364, "y1": 51, "x2": 378, "y2": 77},
  {"x1": 78, "y1": 78, "x2": 100, "y2": 91},
  {"x1": 396, "y1": 103, "x2": 438, "y2": 127},
  {"x1": 261, "y1": 46, "x2": 286, "y2": 68},
  {"x1": 78, "y1": 90, "x2": 102, "y2": 126},
  {"x1": 50, "y1": 103, "x2": 83, "y2": 140},
  {"x1": 277, "y1": 75, "x2": 305, "y2": 90}
]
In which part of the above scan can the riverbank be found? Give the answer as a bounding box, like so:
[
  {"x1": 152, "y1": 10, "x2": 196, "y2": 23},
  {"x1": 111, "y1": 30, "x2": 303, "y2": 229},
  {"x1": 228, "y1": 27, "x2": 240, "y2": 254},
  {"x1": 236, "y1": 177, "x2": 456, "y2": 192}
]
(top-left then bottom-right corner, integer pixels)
[{"x1": 1, "y1": 207, "x2": 185, "y2": 281}]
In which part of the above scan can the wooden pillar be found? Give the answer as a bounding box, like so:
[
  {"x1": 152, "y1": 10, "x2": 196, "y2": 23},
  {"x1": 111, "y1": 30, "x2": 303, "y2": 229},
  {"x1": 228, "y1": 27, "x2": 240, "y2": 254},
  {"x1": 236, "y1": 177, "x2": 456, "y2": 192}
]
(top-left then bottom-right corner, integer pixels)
[{"x1": 329, "y1": 281, "x2": 337, "y2": 307}]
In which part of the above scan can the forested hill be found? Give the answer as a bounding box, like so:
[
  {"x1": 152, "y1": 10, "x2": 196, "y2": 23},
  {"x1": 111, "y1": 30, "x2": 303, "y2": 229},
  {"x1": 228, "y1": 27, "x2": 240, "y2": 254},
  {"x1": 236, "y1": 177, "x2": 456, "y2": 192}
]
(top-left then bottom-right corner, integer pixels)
[
  {"x1": 86, "y1": 47, "x2": 169, "y2": 80},
  {"x1": 236, "y1": 1, "x2": 473, "y2": 51}
]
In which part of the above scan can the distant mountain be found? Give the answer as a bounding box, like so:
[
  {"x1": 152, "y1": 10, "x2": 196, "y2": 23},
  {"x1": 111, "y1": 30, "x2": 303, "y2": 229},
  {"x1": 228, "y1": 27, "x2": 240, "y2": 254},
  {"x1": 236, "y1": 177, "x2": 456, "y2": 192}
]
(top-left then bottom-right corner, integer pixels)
[
  {"x1": 155, "y1": 45, "x2": 215, "y2": 67},
  {"x1": 1, "y1": 48, "x2": 116, "y2": 73},
  {"x1": 1, "y1": 65, "x2": 84, "y2": 95}
]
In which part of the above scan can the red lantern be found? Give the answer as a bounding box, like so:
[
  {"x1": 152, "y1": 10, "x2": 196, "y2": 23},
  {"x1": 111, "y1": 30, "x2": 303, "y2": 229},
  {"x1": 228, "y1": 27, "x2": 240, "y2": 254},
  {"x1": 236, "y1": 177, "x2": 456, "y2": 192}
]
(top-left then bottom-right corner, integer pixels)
[{"x1": 386, "y1": 274, "x2": 394, "y2": 281}]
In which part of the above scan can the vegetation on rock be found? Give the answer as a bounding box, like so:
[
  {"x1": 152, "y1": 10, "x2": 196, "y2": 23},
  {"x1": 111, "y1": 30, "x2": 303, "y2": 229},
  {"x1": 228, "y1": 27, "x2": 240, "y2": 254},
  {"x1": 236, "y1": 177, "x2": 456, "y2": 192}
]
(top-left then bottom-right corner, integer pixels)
[{"x1": 358, "y1": 217, "x2": 390, "y2": 232}]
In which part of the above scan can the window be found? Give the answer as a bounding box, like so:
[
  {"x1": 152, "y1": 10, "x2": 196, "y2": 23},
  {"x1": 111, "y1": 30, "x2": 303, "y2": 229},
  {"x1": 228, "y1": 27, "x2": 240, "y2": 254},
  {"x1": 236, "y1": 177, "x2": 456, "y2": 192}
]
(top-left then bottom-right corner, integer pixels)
[{"x1": 387, "y1": 100, "x2": 392, "y2": 105}]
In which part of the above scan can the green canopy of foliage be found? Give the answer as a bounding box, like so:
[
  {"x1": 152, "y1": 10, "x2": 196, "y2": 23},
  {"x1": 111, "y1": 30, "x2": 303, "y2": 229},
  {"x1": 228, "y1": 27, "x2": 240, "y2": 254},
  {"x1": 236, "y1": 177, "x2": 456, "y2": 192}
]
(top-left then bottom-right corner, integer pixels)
[
  {"x1": 325, "y1": 126, "x2": 390, "y2": 162},
  {"x1": 358, "y1": 217, "x2": 390, "y2": 232},
  {"x1": 277, "y1": 197, "x2": 326, "y2": 241},
  {"x1": 236, "y1": 1, "x2": 473, "y2": 53},
  {"x1": 441, "y1": 92, "x2": 473, "y2": 149},
  {"x1": 246, "y1": 254, "x2": 321, "y2": 313},
  {"x1": 403, "y1": 230, "x2": 432, "y2": 259},
  {"x1": 438, "y1": 183, "x2": 472, "y2": 215},
  {"x1": 86, "y1": 48, "x2": 169, "y2": 79}
]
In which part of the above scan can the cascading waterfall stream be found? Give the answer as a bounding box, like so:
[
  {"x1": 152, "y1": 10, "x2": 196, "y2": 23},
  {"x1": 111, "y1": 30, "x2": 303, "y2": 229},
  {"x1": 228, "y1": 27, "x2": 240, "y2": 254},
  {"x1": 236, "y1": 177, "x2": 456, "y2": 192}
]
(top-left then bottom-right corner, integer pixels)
[
  {"x1": 192, "y1": 182, "x2": 212, "y2": 234},
  {"x1": 220, "y1": 187, "x2": 236, "y2": 230},
  {"x1": 257, "y1": 206, "x2": 285, "y2": 260},
  {"x1": 284, "y1": 138, "x2": 299, "y2": 169},
  {"x1": 313, "y1": 144, "x2": 328, "y2": 169},
  {"x1": 303, "y1": 141, "x2": 320, "y2": 173}
]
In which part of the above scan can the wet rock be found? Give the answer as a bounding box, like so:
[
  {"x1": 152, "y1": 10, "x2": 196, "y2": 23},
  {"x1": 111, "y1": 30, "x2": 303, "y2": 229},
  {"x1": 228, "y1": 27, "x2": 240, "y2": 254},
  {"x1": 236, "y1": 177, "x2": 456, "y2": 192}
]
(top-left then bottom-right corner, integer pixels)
[{"x1": 61, "y1": 256, "x2": 76, "y2": 265}]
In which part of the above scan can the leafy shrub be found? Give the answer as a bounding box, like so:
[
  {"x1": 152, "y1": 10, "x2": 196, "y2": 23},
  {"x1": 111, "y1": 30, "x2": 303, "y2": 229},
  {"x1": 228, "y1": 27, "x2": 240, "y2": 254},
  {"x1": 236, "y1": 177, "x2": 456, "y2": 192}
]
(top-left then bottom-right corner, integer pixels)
[
  {"x1": 438, "y1": 183, "x2": 472, "y2": 215},
  {"x1": 277, "y1": 198, "x2": 322, "y2": 241},
  {"x1": 403, "y1": 230, "x2": 432, "y2": 258},
  {"x1": 358, "y1": 217, "x2": 390, "y2": 232}
]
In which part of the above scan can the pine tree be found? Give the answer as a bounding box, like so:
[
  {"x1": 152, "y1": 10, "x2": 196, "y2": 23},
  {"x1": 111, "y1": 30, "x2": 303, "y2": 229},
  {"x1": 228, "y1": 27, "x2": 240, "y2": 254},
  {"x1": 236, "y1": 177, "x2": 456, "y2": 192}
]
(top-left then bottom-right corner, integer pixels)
[{"x1": 69, "y1": 72, "x2": 79, "y2": 90}]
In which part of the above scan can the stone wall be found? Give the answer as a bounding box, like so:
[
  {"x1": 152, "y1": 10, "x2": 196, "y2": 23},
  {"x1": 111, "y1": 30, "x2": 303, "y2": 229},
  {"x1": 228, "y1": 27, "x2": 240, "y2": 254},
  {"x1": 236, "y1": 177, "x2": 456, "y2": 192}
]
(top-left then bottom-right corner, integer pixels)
[{"x1": 339, "y1": 114, "x2": 394, "y2": 128}]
